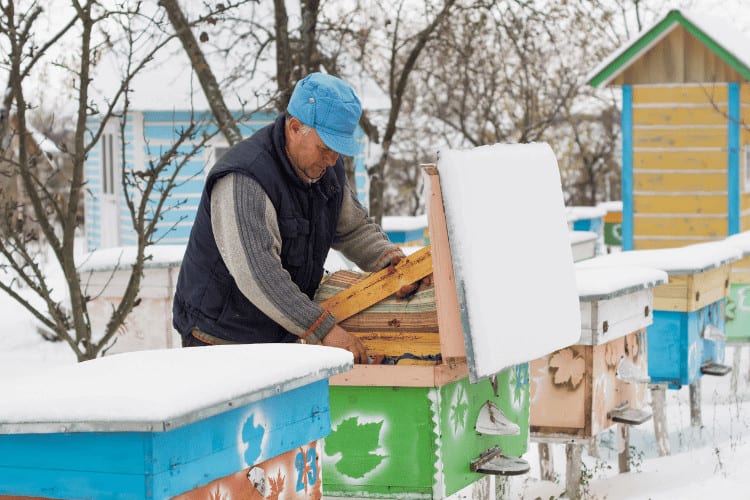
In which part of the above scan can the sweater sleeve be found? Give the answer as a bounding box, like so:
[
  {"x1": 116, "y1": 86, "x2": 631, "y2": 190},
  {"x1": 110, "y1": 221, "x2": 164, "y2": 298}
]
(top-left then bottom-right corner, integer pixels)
[
  {"x1": 333, "y1": 182, "x2": 404, "y2": 271},
  {"x1": 210, "y1": 173, "x2": 335, "y2": 344}
]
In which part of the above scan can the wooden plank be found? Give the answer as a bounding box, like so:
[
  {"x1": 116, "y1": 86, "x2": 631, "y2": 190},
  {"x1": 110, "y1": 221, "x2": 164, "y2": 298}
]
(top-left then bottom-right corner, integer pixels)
[
  {"x1": 423, "y1": 165, "x2": 467, "y2": 360},
  {"x1": 633, "y1": 237, "x2": 716, "y2": 250},
  {"x1": 633, "y1": 194, "x2": 727, "y2": 215},
  {"x1": 633, "y1": 104, "x2": 728, "y2": 126},
  {"x1": 329, "y1": 361, "x2": 468, "y2": 387},
  {"x1": 633, "y1": 150, "x2": 727, "y2": 170},
  {"x1": 653, "y1": 265, "x2": 730, "y2": 312},
  {"x1": 633, "y1": 216, "x2": 727, "y2": 237},
  {"x1": 633, "y1": 83, "x2": 728, "y2": 104},
  {"x1": 634, "y1": 171, "x2": 727, "y2": 191},
  {"x1": 349, "y1": 331, "x2": 441, "y2": 358},
  {"x1": 320, "y1": 246, "x2": 433, "y2": 323},
  {"x1": 633, "y1": 127, "x2": 727, "y2": 148}
]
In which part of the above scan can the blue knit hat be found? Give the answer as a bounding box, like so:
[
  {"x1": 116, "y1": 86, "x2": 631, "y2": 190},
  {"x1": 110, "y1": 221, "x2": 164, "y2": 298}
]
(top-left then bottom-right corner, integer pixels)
[{"x1": 286, "y1": 73, "x2": 362, "y2": 157}]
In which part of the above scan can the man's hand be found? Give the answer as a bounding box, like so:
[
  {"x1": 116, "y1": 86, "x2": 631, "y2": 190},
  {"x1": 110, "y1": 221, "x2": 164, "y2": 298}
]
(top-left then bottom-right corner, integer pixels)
[
  {"x1": 321, "y1": 324, "x2": 368, "y2": 364},
  {"x1": 388, "y1": 254, "x2": 432, "y2": 298}
]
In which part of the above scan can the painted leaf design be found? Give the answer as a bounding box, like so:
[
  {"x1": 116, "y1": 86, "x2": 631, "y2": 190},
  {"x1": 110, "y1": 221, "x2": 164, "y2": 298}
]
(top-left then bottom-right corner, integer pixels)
[
  {"x1": 267, "y1": 470, "x2": 285, "y2": 500},
  {"x1": 325, "y1": 416, "x2": 385, "y2": 479},
  {"x1": 549, "y1": 349, "x2": 585, "y2": 389},
  {"x1": 241, "y1": 414, "x2": 265, "y2": 465},
  {"x1": 451, "y1": 385, "x2": 468, "y2": 432}
]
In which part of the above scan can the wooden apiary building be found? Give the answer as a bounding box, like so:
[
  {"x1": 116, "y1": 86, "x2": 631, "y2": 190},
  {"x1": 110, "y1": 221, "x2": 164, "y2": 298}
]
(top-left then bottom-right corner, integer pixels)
[{"x1": 588, "y1": 9, "x2": 750, "y2": 250}]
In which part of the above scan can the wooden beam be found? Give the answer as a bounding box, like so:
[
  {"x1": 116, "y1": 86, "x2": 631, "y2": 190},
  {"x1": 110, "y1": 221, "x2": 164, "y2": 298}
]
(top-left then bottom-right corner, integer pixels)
[{"x1": 320, "y1": 246, "x2": 433, "y2": 323}]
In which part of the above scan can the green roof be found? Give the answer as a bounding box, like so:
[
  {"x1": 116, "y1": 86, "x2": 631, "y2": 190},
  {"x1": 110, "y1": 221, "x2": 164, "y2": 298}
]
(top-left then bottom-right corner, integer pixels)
[{"x1": 588, "y1": 9, "x2": 750, "y2": 87}]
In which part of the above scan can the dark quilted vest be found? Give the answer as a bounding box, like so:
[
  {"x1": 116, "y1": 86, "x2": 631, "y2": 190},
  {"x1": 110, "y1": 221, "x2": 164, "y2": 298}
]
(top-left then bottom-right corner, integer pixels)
[{"x1": 172, "y1": 114, "x2": 346, "y2": 343}]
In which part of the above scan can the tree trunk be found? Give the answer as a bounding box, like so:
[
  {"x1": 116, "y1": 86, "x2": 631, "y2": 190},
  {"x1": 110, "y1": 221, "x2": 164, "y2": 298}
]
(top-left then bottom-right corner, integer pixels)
[{"x1": 160, "y1": 0, "x2": 242, "y2": 146}]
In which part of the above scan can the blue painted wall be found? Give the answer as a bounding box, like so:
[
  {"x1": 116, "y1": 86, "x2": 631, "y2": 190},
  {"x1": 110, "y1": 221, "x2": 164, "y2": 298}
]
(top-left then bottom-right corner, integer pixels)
[
  {"x1": 85, "y1": 111, "x2": 369, "y2": 251},
  {"x1": 0, "y1": 379, "x2": 331, "y2": 499},
  {"x1": 647, "y1": 300, "x2": 725, "y2": 388}
]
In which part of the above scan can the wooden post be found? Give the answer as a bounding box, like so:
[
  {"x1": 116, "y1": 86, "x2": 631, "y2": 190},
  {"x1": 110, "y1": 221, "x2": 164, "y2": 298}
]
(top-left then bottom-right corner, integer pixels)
[
  {"x1": 538, "y1": 443, "x2": 555, "y2": 481},
  {"x1": 651, "y1": 384, "x2": 670, "y2": 456},
  {"x1": 588, "y1": 435, "x2": 600, "y2": 459},
  {"x1": 494, "y1": 475, "x2": 508, "y2": 500},
  {"x1": 565, "y1": 443, "x2": 582, "y2": 500},
  {"x1": 617, "y1": 423, "x2": 631, "y2": 473},
  {"x1": 689, "y1": 379, "x2": 702, "y2": 427},
  {"x1": 731, "y1": 345, "x2": 741, "y2": 393}
]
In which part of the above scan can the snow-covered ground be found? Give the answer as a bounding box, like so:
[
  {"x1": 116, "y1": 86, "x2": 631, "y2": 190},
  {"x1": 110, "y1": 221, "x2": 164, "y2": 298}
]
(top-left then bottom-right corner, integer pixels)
[{"x1": 506, "y1": 357, "x2": 750, "y2": 499}]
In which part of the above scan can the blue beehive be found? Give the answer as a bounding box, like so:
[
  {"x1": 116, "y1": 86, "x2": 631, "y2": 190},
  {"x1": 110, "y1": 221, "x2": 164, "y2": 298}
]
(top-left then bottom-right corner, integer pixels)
[{"x1": 0, "y1": 345, "x2": 351, "y2": 499}]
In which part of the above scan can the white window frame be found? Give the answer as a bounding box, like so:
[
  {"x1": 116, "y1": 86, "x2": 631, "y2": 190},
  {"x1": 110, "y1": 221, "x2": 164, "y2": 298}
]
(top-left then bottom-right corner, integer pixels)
[{"x1": 205, "y1": 140, "x2": 230, "y2": 178}]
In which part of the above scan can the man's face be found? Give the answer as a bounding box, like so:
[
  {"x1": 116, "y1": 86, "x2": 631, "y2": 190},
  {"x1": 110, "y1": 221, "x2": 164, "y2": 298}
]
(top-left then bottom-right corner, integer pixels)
[{"x1": 286, "y1": 117, "x2": 340, "y2": 183}]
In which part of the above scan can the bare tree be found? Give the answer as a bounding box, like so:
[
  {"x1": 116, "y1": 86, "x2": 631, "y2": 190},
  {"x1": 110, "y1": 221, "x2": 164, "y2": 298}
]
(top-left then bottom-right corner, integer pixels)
[
  {"x1": 0, "y1": 0, "x2": 234, "y2": 361},
  {"x1": 159, "y1": 0, "x2": 243, "y2": 146}
]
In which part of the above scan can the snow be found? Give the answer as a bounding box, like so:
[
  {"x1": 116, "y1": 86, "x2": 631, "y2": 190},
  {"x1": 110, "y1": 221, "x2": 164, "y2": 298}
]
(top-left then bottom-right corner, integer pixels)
[
  {"x1": 77, "y1": 245, "x2": 187, "y2": 272},
  {"x1": 575, "y1": 264, "x2": 668, "y2": 301},
  {"x1": 437, "y1": 143, "x2": 581, "y2": 380},
  {"x1": 726, "y1": 230, "x2": 750, "y2": 257},
  {"x1": 570, "y1": 230, "x2": 598, "y2": 245},
  {"x1": 566, "y1": 205, "x2": 607, "y2": 221},
  {"x1": 597, "y1": 200, "x2": 623, "y2": 212},
  {"x1": 381, "y1": 214, "x2": 428, "y2": 232},
  {"x1": 508, "y1": 364, "x2": 750, "y2": 499},
  {"x1": 577, "y1": 241, "x2": 742, "y2": 275},
  {"x1": 0, "y1": 344, "x2": 352, "y2": 433}
]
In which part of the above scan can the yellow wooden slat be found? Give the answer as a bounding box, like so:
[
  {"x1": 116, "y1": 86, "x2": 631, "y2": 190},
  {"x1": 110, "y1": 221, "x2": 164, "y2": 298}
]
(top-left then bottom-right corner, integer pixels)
[
  {"x1": 633, "y1": 105, "x2": 728, "y2": 126},
  {"x1": 633, "y1": 127, "x2": 728, "y2": 149},
  {"x1": 633, "y1": 84, "x2": 728, "y2": 104},
  {"x1": 633, "y1": 216, "x2": 727, "y2": 237},
  {"x1": 633, "y1": 172, "x2": 726, "y2": 191},
  {"x1": 633, "y1": 150, "x2": 727, "y2": 170},
  {"x1": 742, "y1": 213, "x2": 750, "y2": 232},
  {"x1": 653, "y1": 266, "x2": 730, "y2": 312},
  {"x1": 633, "y1": 194, "x2": 727, "y2": 214},
  {"x1": 633, "y1": 238, "x2": 715, "y2": 250},
  {"x1": 320, "y1": 246, "x2": 433, "y2": 323},
  {"x1": 351, "y1": 331, "x2": 441, "y2": 358}
]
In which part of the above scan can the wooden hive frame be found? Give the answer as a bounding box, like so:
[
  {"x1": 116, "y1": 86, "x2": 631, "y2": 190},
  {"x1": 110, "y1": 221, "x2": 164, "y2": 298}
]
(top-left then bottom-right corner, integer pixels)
[{"x1": 324, "y1": 166, "x2": 469, "y2": 388}]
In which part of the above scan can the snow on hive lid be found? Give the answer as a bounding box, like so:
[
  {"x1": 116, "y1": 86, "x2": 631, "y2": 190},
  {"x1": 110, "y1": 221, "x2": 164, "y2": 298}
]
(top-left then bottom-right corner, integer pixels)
[
  {"x1": 577, "y1": 241, "x2": 741, "y2": 275},
  {"x1": 725, "y1": 231, "x2": 750, "y2": 257},
  {"x1": 0, "y1": 344, "x2": 352, "y2": 434},
  {"x1": 437, "y1": 142, "x2": 580, "y2": 382},
  {"x1": 574, "y1": 263, "x2": 668, "y2": 302}
]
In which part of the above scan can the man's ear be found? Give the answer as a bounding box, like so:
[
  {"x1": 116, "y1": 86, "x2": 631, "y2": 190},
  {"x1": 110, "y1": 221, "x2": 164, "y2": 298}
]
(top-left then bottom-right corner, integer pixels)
[{"x1": 287, "y1": 116, "x2": 302, "y2": 134}]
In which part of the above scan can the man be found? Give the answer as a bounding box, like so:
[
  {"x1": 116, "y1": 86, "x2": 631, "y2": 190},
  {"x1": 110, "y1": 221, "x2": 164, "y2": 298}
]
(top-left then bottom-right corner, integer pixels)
[{"x1": 172, "y1": 72, "x2": 416, "y2": 363}]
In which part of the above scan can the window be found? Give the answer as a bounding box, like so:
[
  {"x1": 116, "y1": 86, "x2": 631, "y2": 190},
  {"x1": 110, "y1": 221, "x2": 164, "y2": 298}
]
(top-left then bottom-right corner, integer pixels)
[
  {"x1": 101, "y1": 133, "x2": 116, "y2": 195},
  {"x1": 205, "y1": 142, "x2": 230, "y2": 177}
]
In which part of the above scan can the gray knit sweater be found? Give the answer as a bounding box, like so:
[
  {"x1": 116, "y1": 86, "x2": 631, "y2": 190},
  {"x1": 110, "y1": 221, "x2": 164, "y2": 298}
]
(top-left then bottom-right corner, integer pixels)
[{"x1": 210, "y1": 172, "x2": 404, "y2": 344}]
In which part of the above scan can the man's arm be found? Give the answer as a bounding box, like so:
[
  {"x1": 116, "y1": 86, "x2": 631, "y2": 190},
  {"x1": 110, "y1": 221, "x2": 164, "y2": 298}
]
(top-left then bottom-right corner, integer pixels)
[{"x1": 333, "y1": 183, "x2": 404, "y2": 272}]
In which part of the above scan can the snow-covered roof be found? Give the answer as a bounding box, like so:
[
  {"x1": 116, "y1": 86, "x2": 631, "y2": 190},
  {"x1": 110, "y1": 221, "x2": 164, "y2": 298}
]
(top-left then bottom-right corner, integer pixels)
[
  {"x1": 0, "y1": 344, "x2": 352, "y2": 434},
  {"x1": 566, "y1": 205, "x2": 607, "y2": 221},
  {"x1": 588, "y1": 9, "x2": 750, "y2": 87},
  {"x1": 577, "y1": 241, "x2": 742, "y2": 275},
  {"x1": 575, "y1": 264, "x2": 668, "y2": 302},
  {"x1": 381, "y1": 214, "x2": 428, "y2": 232},
  {"x1": 77, "y1": 245, "x2": 186, "y2": 273},
  {"x1": 597, "y1": 200, "x2": 623, "y2": 213},
  {"x1": 725, "y1": 231, "x2": 750, "y2": 257}
]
